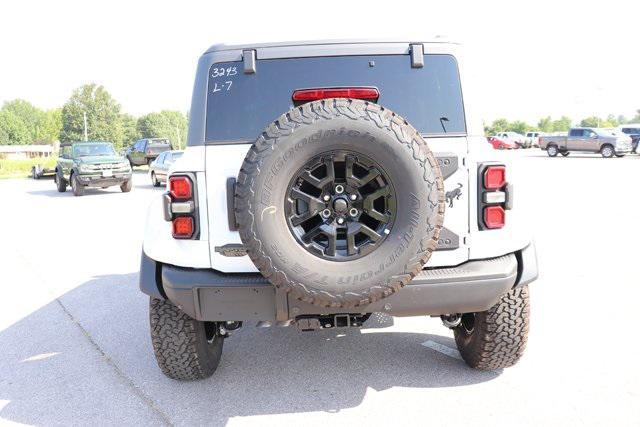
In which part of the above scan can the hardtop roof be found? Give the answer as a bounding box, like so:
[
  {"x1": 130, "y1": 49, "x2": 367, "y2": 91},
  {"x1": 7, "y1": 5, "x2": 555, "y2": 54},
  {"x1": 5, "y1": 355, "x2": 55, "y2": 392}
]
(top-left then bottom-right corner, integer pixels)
[
  {"x1": 203, "y1": 37, "x2": 457, "y2": 55},
  {"x1": 60, "y1": 141, "x2": 112, "y2": 147}
]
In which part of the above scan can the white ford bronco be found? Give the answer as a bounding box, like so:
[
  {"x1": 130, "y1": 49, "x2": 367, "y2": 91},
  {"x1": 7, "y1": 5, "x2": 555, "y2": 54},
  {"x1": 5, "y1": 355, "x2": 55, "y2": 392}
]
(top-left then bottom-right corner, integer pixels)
[{"x1": 139, "y1": 39, "x2": 538, "y2": 380}]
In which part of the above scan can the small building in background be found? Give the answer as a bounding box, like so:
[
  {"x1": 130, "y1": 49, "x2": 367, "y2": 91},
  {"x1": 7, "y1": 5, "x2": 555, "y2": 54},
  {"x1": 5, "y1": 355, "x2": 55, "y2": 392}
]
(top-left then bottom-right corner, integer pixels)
[{"x1": 0, "y1": 145, "x2": 54, "y2": 160}]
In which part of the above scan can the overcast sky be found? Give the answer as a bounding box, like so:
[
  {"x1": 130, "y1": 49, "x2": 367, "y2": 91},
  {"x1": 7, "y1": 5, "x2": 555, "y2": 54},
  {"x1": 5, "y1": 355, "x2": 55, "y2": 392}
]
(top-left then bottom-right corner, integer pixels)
[{"x1": 1, "y1": 0, "x2": 639, "y2": 125}]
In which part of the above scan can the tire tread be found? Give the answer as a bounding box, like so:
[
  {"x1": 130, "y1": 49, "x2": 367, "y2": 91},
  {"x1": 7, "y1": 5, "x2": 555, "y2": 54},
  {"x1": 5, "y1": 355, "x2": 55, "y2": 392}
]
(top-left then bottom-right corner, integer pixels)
[
  {"x1": 235, "y1": 99, "x2": 445, "y2": 308},
  {"x1": 455, "y1": 285, "x2": 530, "y2": 370},
  {"x1": 149, "y1": 298, "x2": 222, "y2": 380}
]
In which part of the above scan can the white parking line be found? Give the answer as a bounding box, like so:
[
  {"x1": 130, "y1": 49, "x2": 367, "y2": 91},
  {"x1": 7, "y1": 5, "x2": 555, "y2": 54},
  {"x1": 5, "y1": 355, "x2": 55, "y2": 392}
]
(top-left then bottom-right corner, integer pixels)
[
  {"x1": 21, "y1": 352, "x2": 60, "y2": 362},
  {"x1": 421, "y1": 340, "x2": 463, "y2": 360},
  {"x1": 0, "y1": 400, "x2": 30, "y2": 426}
]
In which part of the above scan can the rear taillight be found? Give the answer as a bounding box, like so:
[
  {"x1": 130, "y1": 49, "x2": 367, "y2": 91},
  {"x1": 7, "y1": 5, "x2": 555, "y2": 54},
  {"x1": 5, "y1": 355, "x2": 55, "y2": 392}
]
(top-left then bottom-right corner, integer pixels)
[
  {"x1": 483, "y1": 166, "x2": 506, "y2": 189},
  {"x1": 172, "y1": 216, "x2": 194, "y2": 239},
  {"x1": 169, "y1": 176, "x2": 192, "y2": 200},
  {"x1": 483, "y1": 206, "x2": 506, "y2": 229},
  {"x1": 164, "y1": 174, "x2": 198, "y2": 239},
  {"x1": 479, "y1": 164, "x2": 510, "y2": 230},
  {"x1": 292, "y1": 87, "x2": 379, "y2": 102}
]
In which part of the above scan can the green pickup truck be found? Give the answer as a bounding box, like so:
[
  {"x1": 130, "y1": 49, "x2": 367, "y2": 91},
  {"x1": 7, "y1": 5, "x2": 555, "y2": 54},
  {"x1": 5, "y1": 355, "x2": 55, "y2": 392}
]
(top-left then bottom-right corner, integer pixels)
[{"x1": 54, "y1": 142, "x2": 133, "y2": 196}]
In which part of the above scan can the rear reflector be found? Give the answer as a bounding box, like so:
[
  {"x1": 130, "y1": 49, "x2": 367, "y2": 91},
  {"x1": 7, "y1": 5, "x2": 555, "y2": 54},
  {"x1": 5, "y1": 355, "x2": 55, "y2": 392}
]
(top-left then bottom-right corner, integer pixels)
[
  {"x1": 169, "y1": 176, "x2": 192, "y2": 200},
  {"x1": 483, "y1": 191, "x2": 506, "y2": 204},
  {"x1": 483, "y1": 206, "x2": 506, "y2": 229},
  {"x1": 170, "y1": 201, "x2": 195, "y2": 214},
  {"x1": 484, "y1": 166, "x2": 506, "y2": 190},
  {"x1": 292, "y1": 87, "x2": 379, "y2": 102},
  {"x1": 172, "y1": 216, "x2": 194, "y2": 238}
]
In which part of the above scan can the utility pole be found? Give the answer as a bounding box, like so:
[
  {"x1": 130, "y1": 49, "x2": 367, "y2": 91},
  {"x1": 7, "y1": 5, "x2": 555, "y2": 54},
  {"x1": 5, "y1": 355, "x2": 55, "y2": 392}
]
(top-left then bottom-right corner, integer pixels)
[{"x1": 83, "y1": 112, "x2": 88, "y2": 141}]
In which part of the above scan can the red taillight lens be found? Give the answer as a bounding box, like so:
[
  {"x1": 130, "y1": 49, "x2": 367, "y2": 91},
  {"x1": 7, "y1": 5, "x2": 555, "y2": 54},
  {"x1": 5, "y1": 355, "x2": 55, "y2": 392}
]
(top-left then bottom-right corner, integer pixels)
[
  {"x1": 292, "y1": 87, "x2": 379, "y2": 102},
  {"x1": 484, "y1": 206, "x2": 506, "y2": 229},
  {"x1": 172, "y1": 216, "x2": 194, "y2": 238},
  {"x1": 484, "y1": 166, "x2": 506, "y2": 190},
  {"x1": 169, "y1": 176, "x2": 192, "y2": 200},
  {"x1": 166, "y1": 174, "x2": 197, "y2": 239}
]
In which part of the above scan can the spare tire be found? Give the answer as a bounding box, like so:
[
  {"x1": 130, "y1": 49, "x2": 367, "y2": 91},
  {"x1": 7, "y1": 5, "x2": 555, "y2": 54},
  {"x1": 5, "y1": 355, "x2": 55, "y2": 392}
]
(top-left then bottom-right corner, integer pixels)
[{"x1": 235, "y1": 99, "x2": 445, "y2": 308}]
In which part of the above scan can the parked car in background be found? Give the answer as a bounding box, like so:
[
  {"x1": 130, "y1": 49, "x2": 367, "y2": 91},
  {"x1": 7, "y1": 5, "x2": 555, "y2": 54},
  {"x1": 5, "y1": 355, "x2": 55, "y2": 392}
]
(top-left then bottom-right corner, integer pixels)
[
  {"x1": 539, "y1": 127, "x2": 632, "y2": 158},
  {"x1": 525, "y1": 131, "x2": 542, "y2": 148},
  {"x1": 126, "y1": 138, "x2": 172, "y2": 167},
  {"x1": 54, "y1": 142, "x2": 132, "y2": 196},
  {"x1": 495, "y1": 131, "x2": 526, "y2": 148},
  {"x1": 149, "y1": 150, "x2": 184, "y2": 186},
  {"x1": 488, "y1": 135, "x2": 519, "y2": 149},
  {"x1": 617, "y1": 124, "x2": 640, "y2": 153}
]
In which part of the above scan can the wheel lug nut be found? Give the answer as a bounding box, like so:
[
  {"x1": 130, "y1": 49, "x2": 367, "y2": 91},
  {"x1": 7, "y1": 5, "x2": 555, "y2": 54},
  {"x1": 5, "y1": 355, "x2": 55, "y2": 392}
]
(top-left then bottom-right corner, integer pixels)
[
  {"x1": 349, "y1": 208, "x2": 358, "y2": 217},
  {"x1": 336, "y1": 217, "x2": 345, "y2": 225},
  {"x1": 349, "y1": 194, "x2": 357, "y2": 201},
  {"x1": 335, "y1": 184, "x2": 344, "y2": 194},
  {"x1": 321, "y1": 209, "x2": 331, "y2": 218},
  {"x1": 323, "y1": 195, "x2": 331, "y2": 202}
]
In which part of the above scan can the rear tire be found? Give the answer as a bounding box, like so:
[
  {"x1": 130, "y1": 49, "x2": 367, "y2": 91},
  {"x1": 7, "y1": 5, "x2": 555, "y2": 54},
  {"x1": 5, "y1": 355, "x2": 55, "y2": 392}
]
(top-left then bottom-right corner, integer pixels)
[
  {"x1": 149, "y1": 298, "x2": 224, "y2": 380},
  {"x1": 601, "y1": 144, "x2": 614, "y2": 158},
  {"x1": 151, "y1": 172, "x2": 160, "y2": 187},
  {"x1": 546, "y1": 145, "x2": 558, "y2": 157},
  {"x1": 71, "y1": 173, "x2": 84, "y2": 196},
  {"x1": 454, "y1": 285, "x2": 530, "y2": 370}
]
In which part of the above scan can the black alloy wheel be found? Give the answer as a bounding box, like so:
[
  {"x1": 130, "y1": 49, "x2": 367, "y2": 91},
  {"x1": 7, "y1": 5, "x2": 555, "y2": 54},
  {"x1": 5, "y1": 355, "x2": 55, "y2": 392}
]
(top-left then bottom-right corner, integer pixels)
[{"x1": 285, "y1": 150, "x2": 396, "y2": 261}]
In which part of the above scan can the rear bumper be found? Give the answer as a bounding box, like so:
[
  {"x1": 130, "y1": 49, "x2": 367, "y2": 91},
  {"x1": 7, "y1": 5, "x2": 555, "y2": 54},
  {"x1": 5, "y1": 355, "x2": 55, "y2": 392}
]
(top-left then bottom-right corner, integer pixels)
[{"x1": 140, "y1": 243, "x2": 538, "y2": 322}]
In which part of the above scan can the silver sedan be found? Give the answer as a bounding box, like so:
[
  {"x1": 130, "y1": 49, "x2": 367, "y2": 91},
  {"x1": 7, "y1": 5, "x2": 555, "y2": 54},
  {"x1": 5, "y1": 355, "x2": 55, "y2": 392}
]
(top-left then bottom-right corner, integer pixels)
[{"x1": 149, "y1": 150, "x2": 183, "y2": 187}]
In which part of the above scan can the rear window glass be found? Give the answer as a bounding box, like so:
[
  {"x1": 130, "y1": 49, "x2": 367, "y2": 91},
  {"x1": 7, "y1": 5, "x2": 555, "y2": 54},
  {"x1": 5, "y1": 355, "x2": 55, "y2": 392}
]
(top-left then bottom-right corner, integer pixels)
[
  {"x1": 148, "y1": 139, "x2": 170, "y2": 147},
  {"x1": 73, "y1": 143, "x2": 115, "y2": 157},
  {"x1": 205, "y1": 54, "x2": 465, "y2": 142}
]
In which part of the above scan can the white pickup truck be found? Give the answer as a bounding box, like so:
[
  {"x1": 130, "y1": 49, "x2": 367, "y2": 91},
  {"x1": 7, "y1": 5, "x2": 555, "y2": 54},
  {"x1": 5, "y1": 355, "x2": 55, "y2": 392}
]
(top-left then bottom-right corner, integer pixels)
[
  {"x1": 524, "y1": 131, "x2": 541, "y2": 148},
  {"x1": 495, "y1": 131, "x2": 526, "y2": 148},
  {"x1": 139, "y1": 39, "x2": 538, "y2": 380}
]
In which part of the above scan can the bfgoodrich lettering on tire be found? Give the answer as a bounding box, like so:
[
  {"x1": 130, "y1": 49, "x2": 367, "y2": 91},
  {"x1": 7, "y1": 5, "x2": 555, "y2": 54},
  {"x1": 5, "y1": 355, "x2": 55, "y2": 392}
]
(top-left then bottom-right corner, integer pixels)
[{"x1": 235, "y1": 99, "x2": 445, "y2": 308}]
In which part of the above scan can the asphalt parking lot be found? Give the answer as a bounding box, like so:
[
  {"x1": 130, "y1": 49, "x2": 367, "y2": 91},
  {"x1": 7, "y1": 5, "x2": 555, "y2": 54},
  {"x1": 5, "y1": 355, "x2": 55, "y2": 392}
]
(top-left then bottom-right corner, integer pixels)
[{"x1": 1, "y1": 151, "x2": 639, "y2": 426}]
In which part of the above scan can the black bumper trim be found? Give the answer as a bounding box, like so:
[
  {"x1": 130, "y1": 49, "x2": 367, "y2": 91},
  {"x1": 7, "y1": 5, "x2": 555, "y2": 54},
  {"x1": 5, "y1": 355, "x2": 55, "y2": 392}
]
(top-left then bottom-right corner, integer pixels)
[
  {"x1": 77, "y1": 173, "x2": 131, "y2": 187},
  {"x1": 139, "y1": 250, "x2": 165, "y2": 299},
  {"x1": 515, "y1": 243, "x2": 538, "y2": 287},
  {"x1": 141, "y1": 249, "x2": 537, "y2": 322}
]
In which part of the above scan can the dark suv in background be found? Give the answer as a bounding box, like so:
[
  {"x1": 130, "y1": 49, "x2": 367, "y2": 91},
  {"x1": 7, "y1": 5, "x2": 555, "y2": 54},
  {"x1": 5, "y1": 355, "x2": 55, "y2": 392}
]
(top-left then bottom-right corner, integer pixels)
[{"x1": 126, "y1": 138, "x2": 172, "y2": 167}]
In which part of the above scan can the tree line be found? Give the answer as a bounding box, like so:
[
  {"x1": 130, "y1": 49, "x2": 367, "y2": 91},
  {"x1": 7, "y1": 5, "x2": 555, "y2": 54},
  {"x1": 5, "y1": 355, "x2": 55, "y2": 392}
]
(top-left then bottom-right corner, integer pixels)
[
  {"x1": 0, "y1": 83, "x2": 188, "y2": 150},
  {"x1": 484, "y1": 110, "x2": 640, "y2": 136},
  {"x1": 3, "y1": 86, "x2": 639, "y2": 146}
]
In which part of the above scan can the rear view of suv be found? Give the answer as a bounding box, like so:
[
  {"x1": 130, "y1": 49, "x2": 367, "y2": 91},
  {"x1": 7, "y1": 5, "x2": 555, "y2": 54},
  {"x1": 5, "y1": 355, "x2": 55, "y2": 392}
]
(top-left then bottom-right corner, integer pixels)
[
  {"x1": 139, "y1": 39, "x2": 538, "y2": 380},
  {"x1": 126, "y1": 138, "x2": 172, "y2": 167}
]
